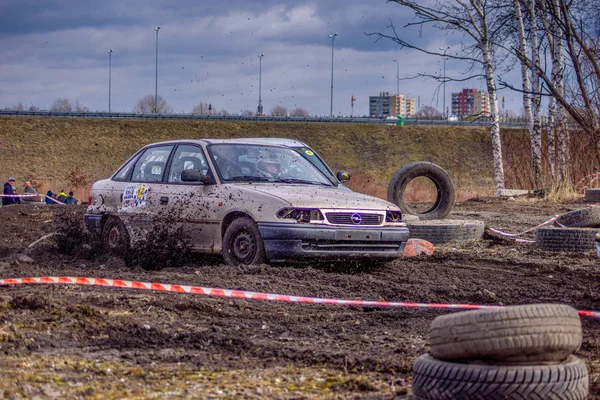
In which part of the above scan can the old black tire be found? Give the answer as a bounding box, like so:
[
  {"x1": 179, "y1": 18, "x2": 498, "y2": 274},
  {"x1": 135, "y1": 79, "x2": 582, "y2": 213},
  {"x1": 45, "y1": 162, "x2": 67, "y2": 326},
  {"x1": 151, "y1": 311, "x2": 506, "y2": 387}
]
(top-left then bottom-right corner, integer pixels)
[
  {"x1": 536, "y1": 226, "x2": 598, "y2": 252},
  {"x1": 223, "y1": 217, "x2": 266, "y2": 266},
  {"x1": 387, "y1": 162, "x2": 455, "y2": 220},
  {"x1": 102, "y1": 216, "x2": 131, "y2": 255},
  {"x1": 407, "y1": 219, "x2": 484, "y2": 245},
  {"x1": 412, "y1": 354, "x2": 589, "y2": 400},
  {"x1": 584, "y1": 188, "x2": 600, "y2": 203},
  {"x1": 556, "y1": 206, "x2": 600, "y2": 227},
  {"x1": 430, "y1": 304, "x2": 582, "y2": 363}
]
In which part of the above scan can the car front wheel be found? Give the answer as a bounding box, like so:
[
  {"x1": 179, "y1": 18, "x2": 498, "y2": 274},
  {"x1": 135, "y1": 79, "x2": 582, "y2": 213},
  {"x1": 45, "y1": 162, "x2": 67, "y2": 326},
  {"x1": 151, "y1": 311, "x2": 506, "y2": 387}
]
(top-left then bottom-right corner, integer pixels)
[{"x1": 222, "y1": 217, "x2": 266, "y2": 266}]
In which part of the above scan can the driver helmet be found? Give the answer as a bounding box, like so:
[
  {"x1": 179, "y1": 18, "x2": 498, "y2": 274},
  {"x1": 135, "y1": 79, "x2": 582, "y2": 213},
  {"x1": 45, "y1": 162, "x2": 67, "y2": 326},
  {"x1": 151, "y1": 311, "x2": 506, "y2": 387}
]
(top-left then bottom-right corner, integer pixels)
[{"x1": 257, "y1": 156, "x2": 281, "y2": 176}]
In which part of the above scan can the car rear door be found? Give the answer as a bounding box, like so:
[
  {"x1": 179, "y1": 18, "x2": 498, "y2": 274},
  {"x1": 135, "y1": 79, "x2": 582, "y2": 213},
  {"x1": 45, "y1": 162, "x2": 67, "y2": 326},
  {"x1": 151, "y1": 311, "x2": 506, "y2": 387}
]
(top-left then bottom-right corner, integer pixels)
[{"x1": 159, "y1": 144, "x2": 222, "y2": 252}]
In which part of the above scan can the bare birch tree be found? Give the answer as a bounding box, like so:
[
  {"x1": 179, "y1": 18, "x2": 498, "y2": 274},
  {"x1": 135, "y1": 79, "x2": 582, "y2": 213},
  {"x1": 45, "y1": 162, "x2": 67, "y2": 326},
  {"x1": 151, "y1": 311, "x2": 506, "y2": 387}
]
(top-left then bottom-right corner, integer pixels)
[{"x1": 370, "y1": 0, "x2": 505, "y2": 194}]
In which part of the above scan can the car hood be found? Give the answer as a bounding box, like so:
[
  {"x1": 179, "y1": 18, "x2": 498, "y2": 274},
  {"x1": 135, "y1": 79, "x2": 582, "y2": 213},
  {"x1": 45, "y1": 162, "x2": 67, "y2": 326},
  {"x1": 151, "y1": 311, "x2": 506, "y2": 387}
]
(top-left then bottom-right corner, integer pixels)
[{"x1": 237, "y1": 183, "x2": 399, "y2": 210}]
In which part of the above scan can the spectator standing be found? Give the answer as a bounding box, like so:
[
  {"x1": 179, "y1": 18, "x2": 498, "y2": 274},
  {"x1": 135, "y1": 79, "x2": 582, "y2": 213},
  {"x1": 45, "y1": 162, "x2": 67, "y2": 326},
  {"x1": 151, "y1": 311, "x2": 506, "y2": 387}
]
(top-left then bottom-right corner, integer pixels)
[
  {"x1": 45, "y1": 190, "x2": 56, "y2": 205},
  {"x1": 64, "y1": 191, "x2": 78, "y2": 205},
  {"x1": 56, "y1": 190, "x2": 68, "y2": 203},
  {"x1": 3, "y1": 177, "x2": 21, "y2": 206},
  {"x1": 22, "y1": 181, "x2": 37, "y2": 203}
]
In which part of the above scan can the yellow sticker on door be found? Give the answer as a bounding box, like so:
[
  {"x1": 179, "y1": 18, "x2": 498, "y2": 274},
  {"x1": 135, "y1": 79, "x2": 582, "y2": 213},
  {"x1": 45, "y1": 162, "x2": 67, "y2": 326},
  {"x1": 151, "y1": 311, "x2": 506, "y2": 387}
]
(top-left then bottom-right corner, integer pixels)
[{"x1": 124, "y1": 184, "x2": 150, "y2": 208}]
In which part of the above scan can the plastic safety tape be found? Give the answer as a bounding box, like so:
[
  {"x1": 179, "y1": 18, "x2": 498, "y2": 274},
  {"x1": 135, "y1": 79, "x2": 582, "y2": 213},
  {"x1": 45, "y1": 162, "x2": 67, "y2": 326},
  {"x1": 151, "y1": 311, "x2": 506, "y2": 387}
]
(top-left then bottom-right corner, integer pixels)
[
  {"x1": 488, "y1": 214, "x2": 560, "y2": 243},
  {"x1": 576, "y1": 172, "x2": 600, "y2": 189},
  {"x1": 0, "y1": 194, "x2": 65, "y2": 205},
  {"x1": 1, "y1": 276, "x2": 599, "y2": 319}
]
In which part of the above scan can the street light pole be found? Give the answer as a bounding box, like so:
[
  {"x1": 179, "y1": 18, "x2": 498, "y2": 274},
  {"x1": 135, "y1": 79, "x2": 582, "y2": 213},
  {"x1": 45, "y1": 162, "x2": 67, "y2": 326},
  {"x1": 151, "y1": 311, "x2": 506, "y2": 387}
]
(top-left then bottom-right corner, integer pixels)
[
  {"x1": 328, "y1": 33, "x2": 338, "y2": 117},
  {"x1": 393, "y1": 59, "x2": 400, "y2": 115},
  {"x1": 257, "y1": 53, "x2": 264, "y2": 115},
  {"x1": 440, "y1": 46, "x2": 450, "y2": 119},
  {"x1": 154, "y1": 26, "x2": 161, "y2": 114},
  {"x1": 108, "y1": 49, "x2": 113, "y2": 113}
]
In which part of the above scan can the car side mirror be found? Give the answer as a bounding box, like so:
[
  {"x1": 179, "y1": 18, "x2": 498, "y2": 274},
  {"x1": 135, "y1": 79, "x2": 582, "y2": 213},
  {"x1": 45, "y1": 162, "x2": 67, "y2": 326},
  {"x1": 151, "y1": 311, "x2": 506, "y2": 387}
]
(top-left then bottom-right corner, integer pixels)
[
  {"x1": 181, "y1": 169, "x2": 211, "y2": 183},
  {"x1": 336, "y1": 171, "x2": 351, "y2": 183}
]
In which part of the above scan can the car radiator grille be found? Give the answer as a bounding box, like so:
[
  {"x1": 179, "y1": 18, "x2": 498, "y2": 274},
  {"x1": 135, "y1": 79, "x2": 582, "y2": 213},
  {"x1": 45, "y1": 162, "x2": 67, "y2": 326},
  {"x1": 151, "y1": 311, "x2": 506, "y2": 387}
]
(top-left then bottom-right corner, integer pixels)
[{"x1": 325, "y1": 212, "x2": 382, "y2": 226}]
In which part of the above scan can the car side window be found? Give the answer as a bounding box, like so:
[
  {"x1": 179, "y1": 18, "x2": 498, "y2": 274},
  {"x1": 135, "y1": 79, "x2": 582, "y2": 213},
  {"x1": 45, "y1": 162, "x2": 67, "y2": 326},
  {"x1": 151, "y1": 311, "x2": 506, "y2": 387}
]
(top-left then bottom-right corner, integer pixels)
[
  {"x1": 113, "y1": 155, "x2": 139, "y2": 181},
  {"x1": 131, "y1": 145, "x2": 174, "y2": 182},
  {"x1": 169, "y1": 144, "x2": 213, "y2": 183}
]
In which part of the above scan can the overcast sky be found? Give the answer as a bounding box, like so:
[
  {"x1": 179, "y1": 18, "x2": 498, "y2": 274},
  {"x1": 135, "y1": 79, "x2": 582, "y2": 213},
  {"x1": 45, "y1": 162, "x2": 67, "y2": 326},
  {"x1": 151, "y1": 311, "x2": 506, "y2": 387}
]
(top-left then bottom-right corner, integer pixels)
[{"x1": 0, "y1": 0, "x2": 522, "y2": 116}]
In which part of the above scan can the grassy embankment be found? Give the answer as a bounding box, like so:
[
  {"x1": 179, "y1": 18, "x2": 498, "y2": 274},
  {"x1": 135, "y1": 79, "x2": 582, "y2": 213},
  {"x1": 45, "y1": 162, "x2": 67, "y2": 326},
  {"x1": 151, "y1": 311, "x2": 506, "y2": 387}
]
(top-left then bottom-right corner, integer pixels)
[{"x1": 0, "y1": 116, "x2": 535, "y2": 200}]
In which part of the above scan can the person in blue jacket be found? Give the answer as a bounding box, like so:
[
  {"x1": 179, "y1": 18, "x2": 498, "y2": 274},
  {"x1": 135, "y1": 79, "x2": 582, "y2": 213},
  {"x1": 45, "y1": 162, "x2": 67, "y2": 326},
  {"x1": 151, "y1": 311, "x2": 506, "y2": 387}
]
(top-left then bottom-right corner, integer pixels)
[
  {"x1": 45, "y1": 190, "x2": 56, "y2": 205},
  {"x1": 3, "y1": 177, "x2": 21, "y2": 206}
]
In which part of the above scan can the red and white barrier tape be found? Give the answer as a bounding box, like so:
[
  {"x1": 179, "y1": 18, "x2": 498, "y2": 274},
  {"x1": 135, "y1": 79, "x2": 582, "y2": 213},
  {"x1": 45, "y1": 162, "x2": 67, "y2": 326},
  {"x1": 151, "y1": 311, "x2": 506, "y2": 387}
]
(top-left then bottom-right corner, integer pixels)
[
  {"x1": 0, "y1": 194, "x2": 65, "y2": 205},
  {"x1": 576, "y1": 172, "x2": 600, "y2": 189},
  {"x1": 488, "y1": 215, "x2": 560, "y2": 243},
  {"x1": 1, "y1": 276, "x2": 599, "y2": 319}
]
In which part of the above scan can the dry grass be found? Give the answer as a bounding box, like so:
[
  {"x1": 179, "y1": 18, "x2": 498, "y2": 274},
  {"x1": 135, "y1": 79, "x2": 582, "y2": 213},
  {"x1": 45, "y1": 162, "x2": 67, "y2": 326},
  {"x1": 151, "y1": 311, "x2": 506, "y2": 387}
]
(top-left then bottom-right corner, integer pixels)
[{"x1": 1, "y1": 116, "x2": 597, "y2": 202}]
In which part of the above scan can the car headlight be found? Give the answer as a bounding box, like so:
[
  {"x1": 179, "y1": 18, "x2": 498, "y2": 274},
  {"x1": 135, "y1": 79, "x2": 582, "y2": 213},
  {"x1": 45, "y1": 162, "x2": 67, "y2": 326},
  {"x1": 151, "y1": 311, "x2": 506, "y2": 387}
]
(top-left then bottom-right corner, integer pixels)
[
  {"x1": 277, "y1": 208, "x2": 324, "y2": 223},
  {"x1": 385, "y1": 210, "x2": 402, "y2": 222}
]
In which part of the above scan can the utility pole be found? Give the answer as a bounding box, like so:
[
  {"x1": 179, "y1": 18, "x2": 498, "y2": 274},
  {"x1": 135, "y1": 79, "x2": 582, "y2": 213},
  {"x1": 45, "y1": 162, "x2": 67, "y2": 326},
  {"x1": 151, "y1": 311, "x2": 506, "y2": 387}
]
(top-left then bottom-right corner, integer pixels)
[
  {"x1": 154, "y1": 26, "x2": 161, "y2": 113},
  {"x1": 257, "y1": 53, "x2": 264, "y2": 115},
  {"x1": 108, "y1": 49, "x2": 113, "y2": 113},
  {"x1": 328, "y1": 33, "x2": 338, "y2": 117}
]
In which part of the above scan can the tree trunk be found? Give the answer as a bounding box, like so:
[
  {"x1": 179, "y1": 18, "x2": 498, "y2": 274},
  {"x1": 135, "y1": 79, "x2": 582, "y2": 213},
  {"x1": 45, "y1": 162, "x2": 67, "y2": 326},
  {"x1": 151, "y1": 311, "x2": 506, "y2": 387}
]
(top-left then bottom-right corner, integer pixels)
[
  {"x1": 477, "y1": 5, "x2": 505, "y2": 195},
  {"x1": 552, "y1": 0, "x2": 569, "y2": 187},
  {"x1": 514, "y1": 0, "x2": 540, "y2": 189},
  {"x1": 528, "y1": 0, "x2": 543, "y2": 189}
]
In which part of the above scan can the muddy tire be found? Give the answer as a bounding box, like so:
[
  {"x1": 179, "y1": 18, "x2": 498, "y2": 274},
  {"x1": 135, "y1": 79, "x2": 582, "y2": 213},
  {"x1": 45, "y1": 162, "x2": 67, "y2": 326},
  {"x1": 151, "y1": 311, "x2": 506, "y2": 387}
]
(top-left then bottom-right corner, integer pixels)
[
  {"x1": 406, "y1": 219, "x2": 484, "y2": 245},
  {"x1": 430, "y1": 304, "x2": 582, "y2": 363},
  {"x1": 556, "y1": 206, "x2": 600, "y2": 227},
  {"x1": 223, "y1": 217, "x2": 266, "y2": 266},
  {"x1": 536, "y1": 226, "x2": 598, "y2": 252},
  {"x1": 584, "y1": 188, "x2": 600, "y2": 203},
  {"x1": 412, "y1": 354, "x2": 589, "y2": 400},
  {"x1": 387, "y1": 162, "x2": 455, "y2": 220},
  {"x1": 102, "y1": 216, "x2": 131, "y2": 255}
]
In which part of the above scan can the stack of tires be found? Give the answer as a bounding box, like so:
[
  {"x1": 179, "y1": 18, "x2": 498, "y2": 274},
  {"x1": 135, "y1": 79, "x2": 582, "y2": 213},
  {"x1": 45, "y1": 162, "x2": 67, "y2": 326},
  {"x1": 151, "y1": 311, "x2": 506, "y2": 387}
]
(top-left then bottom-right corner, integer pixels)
[
  {"x1": 537, "y1": 207, "x2": 600, "y2": 252},
  {"x1": 412, "y1": 304, "x2": 589, "y2": 399},
  {"x1": 388, "y1": 162, "x2": 484, "y2": 245}
]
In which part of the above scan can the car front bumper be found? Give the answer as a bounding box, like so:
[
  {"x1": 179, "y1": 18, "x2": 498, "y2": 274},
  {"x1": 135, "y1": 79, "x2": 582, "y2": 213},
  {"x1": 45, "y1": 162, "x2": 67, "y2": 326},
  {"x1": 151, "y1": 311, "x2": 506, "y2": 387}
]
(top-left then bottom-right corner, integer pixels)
[
  {"x1": 257, "y1": 222, "x2": 409, "y2": 261},
  {"x1": 85, "y1": 213, "x2": 103, "y2": 234}
]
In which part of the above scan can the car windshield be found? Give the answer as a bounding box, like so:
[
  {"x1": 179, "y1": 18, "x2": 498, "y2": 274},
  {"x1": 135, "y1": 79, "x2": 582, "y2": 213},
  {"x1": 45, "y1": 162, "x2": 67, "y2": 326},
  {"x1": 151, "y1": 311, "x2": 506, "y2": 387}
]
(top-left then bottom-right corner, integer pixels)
[
  {"x1": 209, "y1": 144, "x2": 333, "y2": 186},
  {"x1": 290, "y1": 146, "x2": 337, "y2": 184}
]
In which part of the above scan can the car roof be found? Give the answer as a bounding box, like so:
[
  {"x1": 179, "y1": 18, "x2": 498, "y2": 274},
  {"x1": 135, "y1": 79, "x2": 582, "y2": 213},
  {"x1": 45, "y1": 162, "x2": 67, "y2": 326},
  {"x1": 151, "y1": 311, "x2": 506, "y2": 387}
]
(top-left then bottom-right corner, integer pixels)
[{"x1": 144, "y1": 138, "x2": 309, "y2": 147}]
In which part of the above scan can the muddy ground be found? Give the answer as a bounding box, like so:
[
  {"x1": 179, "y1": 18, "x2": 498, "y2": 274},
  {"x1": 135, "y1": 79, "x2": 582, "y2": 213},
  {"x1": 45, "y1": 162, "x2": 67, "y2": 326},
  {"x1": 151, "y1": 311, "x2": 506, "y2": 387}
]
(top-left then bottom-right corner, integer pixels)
[{"x1": 0, "y1": 197, "x2": 599, "y2": 399}]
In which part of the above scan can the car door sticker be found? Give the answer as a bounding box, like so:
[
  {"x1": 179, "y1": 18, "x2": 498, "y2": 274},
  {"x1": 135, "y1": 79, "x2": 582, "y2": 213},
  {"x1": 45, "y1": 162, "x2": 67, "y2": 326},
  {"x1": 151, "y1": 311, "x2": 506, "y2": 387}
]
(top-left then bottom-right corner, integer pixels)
[{"x1": 123, "y1": 184, "x2": 151, "y2": 208}]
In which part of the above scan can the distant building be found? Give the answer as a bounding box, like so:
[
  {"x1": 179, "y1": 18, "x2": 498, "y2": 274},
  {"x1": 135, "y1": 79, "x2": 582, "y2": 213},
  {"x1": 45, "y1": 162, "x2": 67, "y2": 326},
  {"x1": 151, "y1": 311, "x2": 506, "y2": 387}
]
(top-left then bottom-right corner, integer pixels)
[
  {"x1": 369, "y1": 92, "x2": 405, "y2": 117},
  {"x1": 451, "y1": 88, "x2": 491, "y2": 119},
  {"x1": 405, "y1": 98, "x2": 417, "y2": 118}
]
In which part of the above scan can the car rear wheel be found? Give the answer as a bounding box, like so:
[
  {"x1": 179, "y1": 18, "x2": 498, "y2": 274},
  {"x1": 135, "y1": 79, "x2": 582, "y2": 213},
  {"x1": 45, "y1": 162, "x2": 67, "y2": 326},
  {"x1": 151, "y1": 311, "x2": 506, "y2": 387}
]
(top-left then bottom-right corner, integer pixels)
[
  {"x1": 102, "y1": 216, "x2": 131, "y2": 255},
  {"x1": 223, "y1": 217, "x2": 266, "y2": 266}
]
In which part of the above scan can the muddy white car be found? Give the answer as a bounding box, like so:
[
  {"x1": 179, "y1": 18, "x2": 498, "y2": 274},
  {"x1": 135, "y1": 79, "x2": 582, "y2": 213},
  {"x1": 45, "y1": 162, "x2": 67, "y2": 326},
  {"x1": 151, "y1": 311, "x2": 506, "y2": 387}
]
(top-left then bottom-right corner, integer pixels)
[{"x1": 85, "y1": 139, "x2": 409, "y2": 266}]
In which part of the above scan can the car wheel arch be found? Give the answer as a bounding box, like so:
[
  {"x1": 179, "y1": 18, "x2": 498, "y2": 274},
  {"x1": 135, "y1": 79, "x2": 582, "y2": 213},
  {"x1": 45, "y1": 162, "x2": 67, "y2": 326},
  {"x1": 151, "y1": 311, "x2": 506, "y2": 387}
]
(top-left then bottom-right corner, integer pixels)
[{"x1": 221, "y1": 211, "x2": 254, "y2": 238}]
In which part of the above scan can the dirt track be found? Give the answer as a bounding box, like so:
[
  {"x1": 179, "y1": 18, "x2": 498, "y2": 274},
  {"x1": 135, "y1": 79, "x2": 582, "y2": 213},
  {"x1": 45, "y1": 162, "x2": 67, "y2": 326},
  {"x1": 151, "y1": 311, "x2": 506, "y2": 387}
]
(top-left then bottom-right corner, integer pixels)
[{"x1": 1, "y1": 198, "x2": 599, "y2": 399}]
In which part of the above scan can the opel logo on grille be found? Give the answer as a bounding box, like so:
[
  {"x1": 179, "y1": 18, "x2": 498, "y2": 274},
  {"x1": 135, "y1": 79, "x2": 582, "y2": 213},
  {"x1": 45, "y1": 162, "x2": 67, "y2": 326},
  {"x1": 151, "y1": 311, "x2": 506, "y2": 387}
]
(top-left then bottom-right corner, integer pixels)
[{"x1": 351, "y1": 213, "x2": 362, "y2": 225}]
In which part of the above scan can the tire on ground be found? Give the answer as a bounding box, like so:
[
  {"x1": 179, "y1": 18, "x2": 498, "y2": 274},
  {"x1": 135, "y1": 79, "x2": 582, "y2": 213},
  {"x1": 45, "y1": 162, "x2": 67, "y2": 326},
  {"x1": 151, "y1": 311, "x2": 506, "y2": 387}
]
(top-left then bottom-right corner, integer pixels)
[
  {"x1": 102, "y1": 216, "x2": 131, "y2": 256},
  {"x1": 430, "y1": 304, "x2": 582, "y2": 363},
  {"x1": 584, "y1": 188, "x2": 600, "y2": 203},
  {"x1": 406, "y1": 219, "x2": 484, "y2": 245},
  {"x1": 412, "y1": 354, "x2": 589, "y2": 400},
  {"x1": 387, "y1": 162, "x2": 455, "y2": 220},
  {"x1": 222, "y1": 217, "x2": 266, "y2": 266},
  {"x1": 536, "y1": 226, "x2": 599, "y2": 252},
  {"x1": 556, "y1": 206, "x2": 600, "y2": 227}
]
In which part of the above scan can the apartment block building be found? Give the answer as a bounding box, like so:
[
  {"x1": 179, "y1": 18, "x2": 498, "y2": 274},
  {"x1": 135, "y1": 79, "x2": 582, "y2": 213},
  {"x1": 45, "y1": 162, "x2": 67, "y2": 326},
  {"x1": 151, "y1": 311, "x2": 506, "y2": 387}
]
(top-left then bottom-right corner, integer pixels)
[
  {"x1": 369, "y1": 92, "x2": 405, "y2": 117},
  {"x1": 451, "y1": 88, "x2": 491, "y2": 119},
  {"x1": 369, "y1": 92, "x2": 419, "y2": 118},
  {"x1": 405, "y1": 98, "x2": 417, "y2": 118}
]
